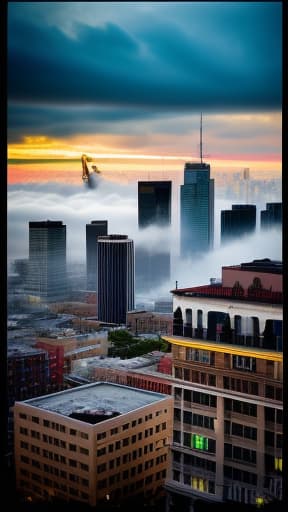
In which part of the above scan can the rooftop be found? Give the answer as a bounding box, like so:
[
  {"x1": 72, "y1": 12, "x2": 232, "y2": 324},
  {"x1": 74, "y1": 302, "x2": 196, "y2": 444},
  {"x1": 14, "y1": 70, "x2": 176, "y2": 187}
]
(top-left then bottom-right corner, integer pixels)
[
  {"x1": 224, "y1": 258, "x2": 282, "y2": 274},
  {"x1": 23, "y1": 382, "x2": 168, "y2": 419}
]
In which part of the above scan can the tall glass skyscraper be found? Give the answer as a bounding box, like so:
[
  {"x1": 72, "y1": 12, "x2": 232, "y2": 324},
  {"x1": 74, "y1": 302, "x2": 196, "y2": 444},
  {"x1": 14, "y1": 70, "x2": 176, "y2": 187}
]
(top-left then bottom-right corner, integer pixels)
[
  {"x1": 97, "y1": 235, "x2": 134, "y2": 324},
  {"x1": 136, "y1": 181, "x2": 172, "y2": 293},
  {"x1": 221, "y1": 204, "x2": 256, "y2": 244},
  {"x1": 180, "y1": 163, "x2": 214, "y2": 258},
  {"x1": 260, "y1": 202, "x2": 282, "y2": 230},
  {"x1": 138, "y1": 181, "x2": 172, "y2": 228},
  {"x1": 86, "y1": 220, "x2": 108, "y2": 290},
  {"x1": 27, "y1": 220, "x2": 67, "y2": 302}
]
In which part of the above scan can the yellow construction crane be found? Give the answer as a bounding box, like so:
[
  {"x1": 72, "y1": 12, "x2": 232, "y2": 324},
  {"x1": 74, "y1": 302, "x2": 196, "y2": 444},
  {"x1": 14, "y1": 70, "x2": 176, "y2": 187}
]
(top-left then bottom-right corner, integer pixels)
[{"x1": 81, "y1": 154, "x2": 101, "y2": 181}]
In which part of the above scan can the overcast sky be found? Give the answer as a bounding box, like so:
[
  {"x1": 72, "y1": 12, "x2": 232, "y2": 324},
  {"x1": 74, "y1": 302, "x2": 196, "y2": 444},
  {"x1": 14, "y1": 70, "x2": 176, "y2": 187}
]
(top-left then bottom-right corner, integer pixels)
[{"x1": 7, "y1": 2, "x2": 282, "y2": 166}]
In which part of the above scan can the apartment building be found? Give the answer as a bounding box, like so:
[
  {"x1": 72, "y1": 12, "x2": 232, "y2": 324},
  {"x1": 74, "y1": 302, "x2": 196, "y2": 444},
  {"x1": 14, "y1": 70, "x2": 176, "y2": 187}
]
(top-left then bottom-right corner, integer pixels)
[
  {"x1": 14, "y1": 382, "x2": 173, "y2": 507},
  {"x1": 162, "y1": 259, "x2": 282, "y2": 509}
]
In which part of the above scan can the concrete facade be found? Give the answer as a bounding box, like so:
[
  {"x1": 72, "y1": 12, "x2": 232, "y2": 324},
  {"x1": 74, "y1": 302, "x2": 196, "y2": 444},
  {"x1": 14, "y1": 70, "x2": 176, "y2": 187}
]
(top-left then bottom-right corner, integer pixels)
[{"x1": 14, "y1": 382, "x2": 173, "y2": 507}]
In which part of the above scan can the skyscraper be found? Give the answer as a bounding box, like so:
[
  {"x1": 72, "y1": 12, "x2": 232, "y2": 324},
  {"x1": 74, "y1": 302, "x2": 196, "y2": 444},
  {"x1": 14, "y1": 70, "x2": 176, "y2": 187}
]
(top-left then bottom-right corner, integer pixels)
[
  {"x1": 86, "y1": 220, "x2": 108, "y2": 290},
  {"x1": 138, "y1": 181, "x2": 172, "y2": 228},
  {"x1": 97, "y1": 235, "x2": 134, "y2": 324},
  {"x1": 180, "y1": 162, "x2": 214, "y2": 258},
  {"x1": 136, "y1": 181, "x2": 172, "y2": 293},
  {"x1": 221, "y1": 204, "x2": 256, "y2": 244},
  {"x1": 260, "y1": 202, "x2": 282, "y2": 230},
  {"x1": 27, "y1": 221, "x2": 67, "y2": 302}
]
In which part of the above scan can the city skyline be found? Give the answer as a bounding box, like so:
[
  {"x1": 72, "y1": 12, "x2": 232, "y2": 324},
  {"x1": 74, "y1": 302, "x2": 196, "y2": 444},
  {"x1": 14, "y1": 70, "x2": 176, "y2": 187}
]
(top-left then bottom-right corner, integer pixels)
[{"x1": 7, "y1": 2, "x2": 282, "y2": 289}]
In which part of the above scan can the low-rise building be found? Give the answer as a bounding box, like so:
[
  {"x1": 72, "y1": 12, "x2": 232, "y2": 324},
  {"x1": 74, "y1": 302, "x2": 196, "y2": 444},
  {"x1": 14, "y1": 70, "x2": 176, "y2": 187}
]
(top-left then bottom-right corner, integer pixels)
[
  {"x1": 127, "y1": 310, "x2": 173, "y2": 336},
  {"x1": 14, "y1": 382, "x2": 173, "y2": 507}
]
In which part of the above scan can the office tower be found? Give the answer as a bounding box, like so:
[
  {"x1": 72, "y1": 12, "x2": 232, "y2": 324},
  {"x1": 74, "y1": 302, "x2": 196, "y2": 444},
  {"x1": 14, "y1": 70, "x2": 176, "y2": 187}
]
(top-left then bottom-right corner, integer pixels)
[
  {"x1": 136, "y1": 181, "x2": 172, "y2": 293},
  {"x1": 162, "y1": 258, "x2": 282, "y2": 508},
  {"x1": 27, "y1": 221, "x2": 67, "y2": 302},
  {"x1": 180, "y1": 162, "x2": 214, "y2": 258},
  {"x1": 97, "y1": 235, "x2": 134, "y2": 324},
  {"x1": 86, "y1": 220, "x2": 108, "y2": 290},
  {"x1": 138, "y1": 181, "x2": 172, "y2": 228},
  {"x1": 221, "y1": 204, "x2": 256, "y2": 244},
  {"x1": 14, "y1": 382, "x2": 173, "y2": 507},
  {"x1": 261, "y1": 203, "x2": 282, "y2": 230}
]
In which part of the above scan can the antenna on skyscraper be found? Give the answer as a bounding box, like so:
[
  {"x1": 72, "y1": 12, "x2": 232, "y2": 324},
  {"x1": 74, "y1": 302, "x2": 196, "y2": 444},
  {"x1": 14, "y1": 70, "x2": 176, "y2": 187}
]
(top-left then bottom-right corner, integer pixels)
[{"x1": 200, "y1": 112, "x2": 203, "y2": 164}]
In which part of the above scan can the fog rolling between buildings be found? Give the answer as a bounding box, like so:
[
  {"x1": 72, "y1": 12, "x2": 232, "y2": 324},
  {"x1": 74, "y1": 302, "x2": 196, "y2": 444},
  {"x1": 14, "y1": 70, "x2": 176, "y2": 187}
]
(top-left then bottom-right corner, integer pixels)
[{"x1": 7, "y1": 177, "x2": 282, "y2": 301}]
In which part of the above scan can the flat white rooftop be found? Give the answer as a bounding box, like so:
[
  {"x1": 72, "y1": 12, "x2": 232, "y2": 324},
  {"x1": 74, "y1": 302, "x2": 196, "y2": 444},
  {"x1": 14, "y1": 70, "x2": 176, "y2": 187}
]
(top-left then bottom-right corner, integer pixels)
[{"x1": 24, "y1": 382, "x2": 168, "y2": 417}]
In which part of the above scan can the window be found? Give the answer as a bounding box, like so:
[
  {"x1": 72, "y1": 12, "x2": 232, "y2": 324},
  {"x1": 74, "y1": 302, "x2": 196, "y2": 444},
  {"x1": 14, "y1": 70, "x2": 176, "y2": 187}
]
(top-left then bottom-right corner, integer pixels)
[
  {"x1": 20, "y1": 441, "x2": 29, "y2": 449},
  {"x1": 122, "y1": 423, "x2": 129, "y2": 430},
  {"x1": 69, "y1": 459, "x2": 77, "y2": 467},
  {"x1": 80, "y1": 463, "x2": 89, "y2": 471},
  {"x1": 97, "y1": 463, "x2": 106, "y2": 473},
  {"x1": 232, "y1": 355, "x2": 256, "y2": 372},
  {"x1": 20, "y1": 427, "x2": 28, "y2": 436},
  {"x1": 97, "y1": 447, "x2": 106, "y2": 456},
  {"x1": 111, "y1": 427, "x2": 118, "y2": 435},
  {"x1": 32, "y1": 416, "x2": 39, "y2": 424},
  {"x1": 80, "y1": 447, "x2": 89, "y2": 455},
  {"x1": 43, "y1": 420, "x2": 50, "y2": 428},
  {"x1": 70, "y1": 429, "x2": 77, "y2": 436},
  {"x1": 69, "y1": 444, "x2": 76, "y2": 452},
  {"x1": 81, "y1": 432, "x2": 89, "y2": 440},
  {"x1": 19, "y1": 413, "x2": 27, "y2": 420}
]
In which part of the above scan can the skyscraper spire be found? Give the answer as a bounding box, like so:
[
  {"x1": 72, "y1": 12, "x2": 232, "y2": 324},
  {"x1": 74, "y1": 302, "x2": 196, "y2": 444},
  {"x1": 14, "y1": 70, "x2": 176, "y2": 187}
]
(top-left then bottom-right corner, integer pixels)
[{"x1": 200, "y1": 112, "x2": 203, "y2": 164}]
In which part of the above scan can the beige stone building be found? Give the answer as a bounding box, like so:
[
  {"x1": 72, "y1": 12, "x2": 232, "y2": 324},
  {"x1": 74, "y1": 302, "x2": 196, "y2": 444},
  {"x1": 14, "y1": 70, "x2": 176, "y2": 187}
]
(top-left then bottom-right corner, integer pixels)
[{"x1": 14, "y1": 382, "x2": 173, "y2": 507}]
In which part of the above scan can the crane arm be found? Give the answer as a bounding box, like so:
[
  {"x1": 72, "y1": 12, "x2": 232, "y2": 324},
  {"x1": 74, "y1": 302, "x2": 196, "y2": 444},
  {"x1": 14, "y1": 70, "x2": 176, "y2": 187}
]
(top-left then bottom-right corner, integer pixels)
[{"x1": 81, "y1": 154, "x2": 101, "y2": 180}]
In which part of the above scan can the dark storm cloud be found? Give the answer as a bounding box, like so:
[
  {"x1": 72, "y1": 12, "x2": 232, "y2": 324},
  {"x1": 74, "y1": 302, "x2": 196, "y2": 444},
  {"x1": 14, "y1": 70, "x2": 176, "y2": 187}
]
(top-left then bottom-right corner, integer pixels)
[
  {"x1": 8, "y1": 2, "x2": 281, "y2": 140},
  {"x1": 7, "y1": 103, "x2": 163, "y2": 142}
]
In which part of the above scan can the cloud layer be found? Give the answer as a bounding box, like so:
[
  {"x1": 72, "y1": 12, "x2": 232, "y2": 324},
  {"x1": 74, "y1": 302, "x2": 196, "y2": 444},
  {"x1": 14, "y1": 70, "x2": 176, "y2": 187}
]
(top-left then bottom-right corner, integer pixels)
[
  {"x1": 8, "y1": 2, "x2": 282, "y2": 142},
  {"x1": 8, "y1": 179, "x2": 282, "y2": 301}
]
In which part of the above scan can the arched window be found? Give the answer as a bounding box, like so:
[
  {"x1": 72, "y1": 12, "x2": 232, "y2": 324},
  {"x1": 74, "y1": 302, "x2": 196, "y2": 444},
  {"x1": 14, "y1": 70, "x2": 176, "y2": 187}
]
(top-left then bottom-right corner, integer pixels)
[
  {"x1": 173, "y1": 307, "x2": 183, "y2": 336},
  {"x1": 184, "y1": 308, "x2": 192, "y2": 338}
]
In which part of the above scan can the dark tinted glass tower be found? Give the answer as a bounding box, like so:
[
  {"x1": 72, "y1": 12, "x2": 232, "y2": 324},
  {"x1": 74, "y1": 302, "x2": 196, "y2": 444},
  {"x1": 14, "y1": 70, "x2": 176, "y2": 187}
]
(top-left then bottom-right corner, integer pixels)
[
  {"x1": 138, "y1": 181, "x2": 172, "y2": 227},
  {"x1": 260, "y1": 202, "x2": 282, "y2": 230},
  {"x1": 86, "y1": 220, "x2": 108, "y2": 290},
  {"x1": 27, "y1": 221, "x2": 67, "y2": 302},
  {"x1": 180, "y1": 163, "x2": 214, "y2": 258},
  {"x1": 221, "y1": 204, "x2": 256, "y2": 244},
  {"x1": 97, "y1": 235, "x2": 134, "y2": 324},
  {"x1": 136, "y1": 181, "x2": 172, "y2": 293}
]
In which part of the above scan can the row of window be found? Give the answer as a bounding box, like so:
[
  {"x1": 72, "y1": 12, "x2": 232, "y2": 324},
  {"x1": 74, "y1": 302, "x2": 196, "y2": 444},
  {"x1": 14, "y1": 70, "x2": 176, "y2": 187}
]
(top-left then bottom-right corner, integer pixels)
[
  {"x1": 173, "y1": 430, "x2": 216, "y2": 454},
  {"x1": 20, "y1": 441, "x2": 167, "y2": 478},
  {"x1": 173, "y1": 450, "x2": 216, "y2": 473},
  {"x1": 175, "y1": 388, "x2": 217, "y2": 408},
  {"x1": 174, "y1": 409, "x2": 214, "y2": 430},
  {"x1": 223, "y1": 377, "x2": 258, "y2": 396},
  {"x1": 19, "y1": 414, "x2": 90, "y2": 439},
  {"x1": 175, "y1": 367, "x2": 216, "y2": 387},
  {"x1": 224, "y1": 465, "x2": 257, "y2": 486},
  {"x1": 224, "y1": 421, "x2": 257, "y2": 441},
  {"x1": 224, "y1": 398, "x2": 257, "y2": 417},
  {"x1": 19, "y1": 478, "x2": 89, "y2": 500},
  {"x1": 172, "y1": 471, "x2": 215, "y2": 495},
  {"x1": 224, "y1": 443, "x2": 257, "y2": 464},
  {"x1": 19, "y1": 418, "x2": 89, "y2": 439},
  {"x1": 186, "y1": 349, "x2": 214, "y2": 365},
  {"x1": 108, "y1": 410, "x2": 166, "y2": 436},
  {"x1": 98, "y1": 471, "x2": 166, "y2": 495}
]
